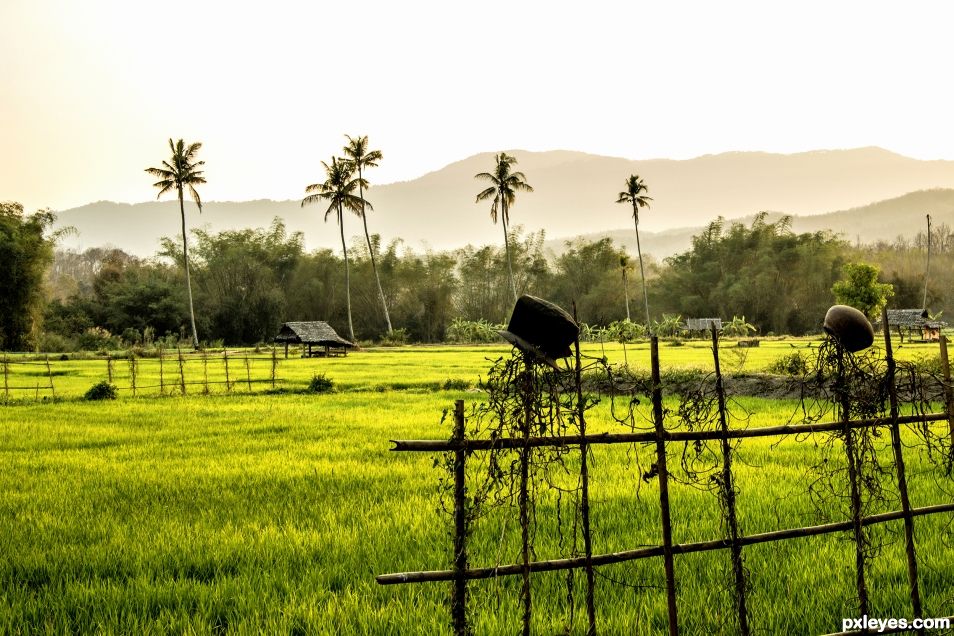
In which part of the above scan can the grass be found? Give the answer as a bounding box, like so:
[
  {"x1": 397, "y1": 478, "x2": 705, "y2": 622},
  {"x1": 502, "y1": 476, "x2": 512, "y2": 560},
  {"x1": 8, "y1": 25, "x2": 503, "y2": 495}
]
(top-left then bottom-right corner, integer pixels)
[
  {"x1": 2, "y1": 336, "x2": 950, "y2": 402},
  {"x1": 0, "y1": 343, "x2": 952, "y2": 634}
]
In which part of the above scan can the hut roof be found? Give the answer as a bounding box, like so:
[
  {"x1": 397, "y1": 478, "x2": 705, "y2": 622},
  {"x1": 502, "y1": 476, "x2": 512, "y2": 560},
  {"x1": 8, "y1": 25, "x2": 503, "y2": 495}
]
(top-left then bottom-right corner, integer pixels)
[
  {"x1": 274, "y1": 321, "x2": 354, "y2": 348},
  {"x1": 686, "y1": 318, "x2": 722, "y2": 331},
  {"x1": 885, "y1": 309, "x2": 929, "y2": 328}
]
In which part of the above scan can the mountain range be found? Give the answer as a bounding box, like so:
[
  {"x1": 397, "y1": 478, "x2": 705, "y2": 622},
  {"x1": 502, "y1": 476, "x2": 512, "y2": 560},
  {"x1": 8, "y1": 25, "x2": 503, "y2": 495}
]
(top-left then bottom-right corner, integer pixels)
[{"x1": 52, "y1": 147, "x2": 954, "y2": 259}]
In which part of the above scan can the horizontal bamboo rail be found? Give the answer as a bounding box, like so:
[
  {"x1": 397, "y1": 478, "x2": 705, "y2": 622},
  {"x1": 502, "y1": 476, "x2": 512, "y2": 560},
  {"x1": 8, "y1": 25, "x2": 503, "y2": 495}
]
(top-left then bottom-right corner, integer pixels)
[
  {"x1": 376, "y1": 502, "x2": 954, "y2": 585},
  {"x1": 390, "y1": 413, "x2": 950, "y2": 452}
]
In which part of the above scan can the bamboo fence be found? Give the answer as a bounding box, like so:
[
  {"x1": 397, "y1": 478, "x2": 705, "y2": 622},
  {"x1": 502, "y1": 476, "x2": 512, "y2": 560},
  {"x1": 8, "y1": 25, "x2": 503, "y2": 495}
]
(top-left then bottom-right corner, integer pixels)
[{"x1": 378, "y1": 320, "x2": 954, "y2": 636}]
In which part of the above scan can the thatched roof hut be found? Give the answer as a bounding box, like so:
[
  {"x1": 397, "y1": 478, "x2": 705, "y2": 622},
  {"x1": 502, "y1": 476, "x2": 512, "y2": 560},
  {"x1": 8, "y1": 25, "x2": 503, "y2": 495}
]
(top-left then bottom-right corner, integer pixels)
[
  {"x1": 884, "y1": 309, "x2": 945, "y2": 343},
  {"x1": 274, "y1": 321, "x2": 354, "y2": 357}
]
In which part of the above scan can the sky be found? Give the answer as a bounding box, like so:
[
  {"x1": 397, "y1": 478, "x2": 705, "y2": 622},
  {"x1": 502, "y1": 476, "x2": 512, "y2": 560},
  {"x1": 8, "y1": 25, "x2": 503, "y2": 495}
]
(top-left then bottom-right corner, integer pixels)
[{"x1": 2, "y1": 0, "x2": 954, "y2": 213}]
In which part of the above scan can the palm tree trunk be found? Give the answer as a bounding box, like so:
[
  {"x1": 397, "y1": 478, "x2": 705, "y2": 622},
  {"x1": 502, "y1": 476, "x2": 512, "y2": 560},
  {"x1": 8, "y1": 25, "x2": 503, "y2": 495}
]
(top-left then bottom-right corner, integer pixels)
[
  {"x1": 357, "y1": 170, "x2": 392, "y2": 334},
  {"x1": 622, "y1": 266, "x2": 631, "y2": 321},
  {"x1": 339, "y1": 203, "x2": 355, "y2": 342},
  {"x1": 502, "y1": 203, "x2": 518, "y2": 303},
  {"x1": 179, "y1": 187, "x2": 199, "y2": 349},
  {"x1": 633, "y1": 205, "x2": 651, "y2": 333}
]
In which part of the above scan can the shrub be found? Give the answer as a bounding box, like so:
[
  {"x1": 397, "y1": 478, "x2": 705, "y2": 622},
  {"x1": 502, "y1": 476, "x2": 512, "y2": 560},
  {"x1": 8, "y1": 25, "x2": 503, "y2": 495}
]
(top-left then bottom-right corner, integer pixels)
[
  {"x1": 307, "y1": 373, "x2": 334, "y2": 394},
  {"x1": 442, "y1": 378, "x2": 470, "y2": 391},
  {"x1": 769, "y1": 351, "x2": 812, "y2": 376},
  {"x1": 37, "y1": 332, "x2": 75, "y2": 353},
  {"x1": 379, "y1": 328, "x2": 409, "y2": 346},
  {"x1": 84, "y1": 381, "x2": 118, "y2": 401},
  {"x1": 77, "y1": 327, "x2": 121, "y2": 352}
]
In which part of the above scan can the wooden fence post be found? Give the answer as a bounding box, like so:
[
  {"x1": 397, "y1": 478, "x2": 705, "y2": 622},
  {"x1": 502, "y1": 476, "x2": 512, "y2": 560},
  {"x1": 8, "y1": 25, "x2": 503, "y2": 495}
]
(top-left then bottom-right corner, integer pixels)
[
  {"x1": 710, "y1": 327, "x2": 749, "y2": 636},
  {"x1": 107, "y1": 354, "x2": 113, "y2": 384},
  {"x1": 45, "y1": 355, "x2": 54, "y2": 398},
  {"x1": 574, "y1": 304, "x2": 597, "y2": 635},
  {"x1": 202, "y1": 351, "x2": 209, "y2": 395},
  {"x1": 158, "y1": 346, "x2": 165, "y2": 396},
  {"x1": 451, "y1": 400, "x2": 471, "y2": 636},
  {"x1": 881, "y1": 308, "x2": 923, "y2": 628},
  {"x1": 2, "y1": 353, "x2": 8, "y2": 401},
  {"x1": 177, "y1": 346, "x2": 187, "y2": 396},
  {"x1": 128, "y1": 353, "x2": 137, "y2": 397},
  {"x1": 651, "y1": 336, "x2": 680, "y2": 636},
  {"x1": 939, "y1": 335, "x2": 954, "y2": 441},
  {"x1": 245, "y1": 354, "x2": 252, "y2": 392},
  {"x1": 835, "y1": 342, "x2": 869, "y2": 617},
  {"x1": 271, "y1": 346, "x2": 278, "y2": 389},
  {"x1": 224, "y1": 350, "x2": 232, "y2": 393}
]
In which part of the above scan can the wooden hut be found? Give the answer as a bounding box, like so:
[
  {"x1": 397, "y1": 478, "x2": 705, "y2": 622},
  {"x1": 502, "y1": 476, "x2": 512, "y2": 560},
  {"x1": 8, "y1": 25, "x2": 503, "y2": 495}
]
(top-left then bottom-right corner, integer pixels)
[
  {"x1": 685, "y1": 318, "x2": 722, "y2": 337},
  {"x1": 884, "y1": 309, "x2": 945, "y2": 343},
  {"x1": 273, "y1": 321, "x2": 355, "y2": 358}
]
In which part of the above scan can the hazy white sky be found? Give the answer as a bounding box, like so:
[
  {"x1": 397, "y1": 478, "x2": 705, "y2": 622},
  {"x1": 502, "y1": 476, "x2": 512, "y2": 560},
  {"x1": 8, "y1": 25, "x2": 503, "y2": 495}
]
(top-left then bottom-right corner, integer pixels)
[{"x1": 2, "y1": 0, "x2": 953, "y2": 212}]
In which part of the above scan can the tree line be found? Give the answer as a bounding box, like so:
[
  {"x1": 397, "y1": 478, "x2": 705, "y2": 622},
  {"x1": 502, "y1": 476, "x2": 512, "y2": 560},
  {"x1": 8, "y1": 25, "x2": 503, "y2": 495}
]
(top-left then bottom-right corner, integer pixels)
[{"x1": 2, "y1": 132, "x2": 947, "y2": 351}]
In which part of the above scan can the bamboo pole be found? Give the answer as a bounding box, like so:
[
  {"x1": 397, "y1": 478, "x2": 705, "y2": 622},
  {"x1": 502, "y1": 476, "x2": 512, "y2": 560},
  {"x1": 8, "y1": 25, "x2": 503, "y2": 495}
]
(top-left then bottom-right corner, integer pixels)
[
  {"x1": 836, "y1": 342, "x2": 869, "y2": 617},
  {"x1": 518, "y1": 354, "x2": 533, "y2": 636},
  {"x1": 939, "y1": 335, "x2": 954, "y2": 441},
  {"x1": 159, "y1": 346, "x2": 165, "y2": 396},
  {"x1": 711, "y1": 326, "x2": 749, "y2": 636},
  {"x1": 881, "y1": 307, "x2": 923, "y2": 628},
  {"x1": 651, "y1": 336, "x2": 679, "y2": 636},
  {"x1": 376, "y1": 502, "x2": 954, "y2": 585},
  {"x1": 388, "y1": 413, "x2": 951, "y2": 453},
  {"x1": 575, "y1": 330, "x2": 597, "y2": 635},
  {"x1": 451, "y1": 400, "x2": 470, "y2": 636}
]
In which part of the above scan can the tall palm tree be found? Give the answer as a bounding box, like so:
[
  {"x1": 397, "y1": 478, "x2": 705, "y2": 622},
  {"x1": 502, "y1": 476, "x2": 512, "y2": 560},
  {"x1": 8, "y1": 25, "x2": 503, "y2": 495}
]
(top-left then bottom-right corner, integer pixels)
[
  {"x1": 475, "y1": 152, "x2": 533, "y2": 302},
  {"x1": 616, "y1": 175, "x2": 653, "y2": 330},
  {"x1": 301, "y1": 157, "x2": 366, "y2": 342},
  {"x1": 145, "y1": 138, "x2": 206, "y2": 349},
  {"x1": 342, "y1": 135, "x2": 392, "y2": 334}
]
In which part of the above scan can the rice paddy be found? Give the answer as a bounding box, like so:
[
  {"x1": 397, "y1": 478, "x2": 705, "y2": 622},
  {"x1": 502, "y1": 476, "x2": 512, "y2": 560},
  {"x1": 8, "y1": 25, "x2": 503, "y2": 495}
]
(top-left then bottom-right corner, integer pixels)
[{"x1": 1, "y1": 340, "x2": 952, "y2": 634}]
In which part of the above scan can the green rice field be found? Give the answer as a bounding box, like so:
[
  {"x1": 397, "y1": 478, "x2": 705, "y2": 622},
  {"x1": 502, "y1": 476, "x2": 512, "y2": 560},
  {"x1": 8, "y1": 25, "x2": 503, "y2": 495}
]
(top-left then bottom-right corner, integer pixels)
[{"x1": 1, "y1": 340, "x2": 952, "y2": 634}]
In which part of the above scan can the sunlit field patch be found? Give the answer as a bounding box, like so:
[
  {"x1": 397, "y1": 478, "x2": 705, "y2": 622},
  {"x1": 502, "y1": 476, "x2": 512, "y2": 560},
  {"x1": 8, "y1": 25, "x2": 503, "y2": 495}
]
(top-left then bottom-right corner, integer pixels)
[{"x1": 0, "y1": 342, "x2": 951, "y2": 633}]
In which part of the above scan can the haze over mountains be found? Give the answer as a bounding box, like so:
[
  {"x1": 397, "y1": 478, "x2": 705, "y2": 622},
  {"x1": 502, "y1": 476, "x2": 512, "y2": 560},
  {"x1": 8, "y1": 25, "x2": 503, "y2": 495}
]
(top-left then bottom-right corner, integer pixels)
[{"x1": 53, "y1": 147, "x2": 954, "y2": 259}]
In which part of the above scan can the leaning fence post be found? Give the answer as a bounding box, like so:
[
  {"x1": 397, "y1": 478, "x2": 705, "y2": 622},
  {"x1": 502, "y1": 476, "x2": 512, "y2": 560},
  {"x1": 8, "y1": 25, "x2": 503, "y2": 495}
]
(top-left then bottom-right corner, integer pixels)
[
  {"x1": 451, "y1": 400, "x2": 471, "y2": 636},
  {"x1": 939, "y1": 335, "x2": 954, "y2": 441},
  {"x1": 651, "y1": 336, "x2": 680, "y2": 636},
  {"x1": 710, "y1": 326, "x2": 749, "y2": 636},
  {"x1": 881, "y1": 308, "x2": 924, "y2": 627},
  {"x1": 835, "y1": 341, "x2": 870, "y2": 617}
]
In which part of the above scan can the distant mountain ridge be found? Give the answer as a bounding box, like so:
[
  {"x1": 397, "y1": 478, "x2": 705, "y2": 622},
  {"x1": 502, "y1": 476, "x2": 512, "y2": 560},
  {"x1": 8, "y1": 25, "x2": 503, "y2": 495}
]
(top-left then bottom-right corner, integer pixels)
[
  {"x1": 560, "y1": 188, "x2": 954, "y2": 261},
  {"x1": 52, "y1": 148, "x2": 954, "y2": 257}
]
